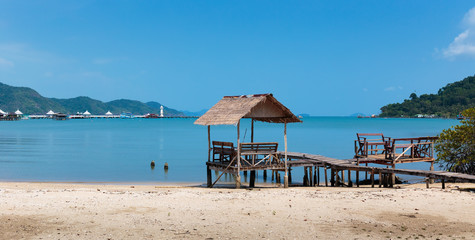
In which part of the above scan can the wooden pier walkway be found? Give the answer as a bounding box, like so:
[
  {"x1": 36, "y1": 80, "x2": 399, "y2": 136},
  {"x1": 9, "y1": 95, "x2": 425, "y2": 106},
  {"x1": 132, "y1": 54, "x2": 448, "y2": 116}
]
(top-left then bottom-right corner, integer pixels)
[{"x1": 284, "y1": 151, "x2": 475, "y2": 187}]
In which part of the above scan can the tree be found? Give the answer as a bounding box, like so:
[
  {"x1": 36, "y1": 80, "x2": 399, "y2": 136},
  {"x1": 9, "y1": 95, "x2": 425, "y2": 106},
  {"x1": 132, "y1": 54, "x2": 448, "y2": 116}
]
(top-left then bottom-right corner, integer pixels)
[{"x1": 434, "y1": 107, "x2": 475, "y2": 174}]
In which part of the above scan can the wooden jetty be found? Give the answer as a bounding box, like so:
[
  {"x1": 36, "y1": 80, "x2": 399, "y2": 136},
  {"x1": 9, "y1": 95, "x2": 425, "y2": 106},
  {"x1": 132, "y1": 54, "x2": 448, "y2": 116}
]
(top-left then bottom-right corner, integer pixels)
[
  {"x1": 195, "y1": 94, "x2": 302, "y2": 188},
  {"x1": 196, "y1": 94, "x2": 475, "y2": 189}
]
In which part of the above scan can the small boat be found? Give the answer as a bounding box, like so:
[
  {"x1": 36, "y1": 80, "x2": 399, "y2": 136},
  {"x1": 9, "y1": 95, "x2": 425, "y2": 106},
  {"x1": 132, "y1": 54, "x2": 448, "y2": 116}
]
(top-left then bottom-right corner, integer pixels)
[
  {"x1": 457, "y1": 113, "x2": 465, "y2": 120},
  {"x1": 120, "y1": 112, "x2": 134, "y2": 119}
]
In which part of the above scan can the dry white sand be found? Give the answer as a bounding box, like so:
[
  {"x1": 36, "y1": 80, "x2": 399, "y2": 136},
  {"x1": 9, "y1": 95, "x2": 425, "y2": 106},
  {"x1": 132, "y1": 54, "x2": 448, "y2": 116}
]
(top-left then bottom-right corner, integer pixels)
[{"x1": 0, "y1": 182, "x2": 474, "y2": 240}]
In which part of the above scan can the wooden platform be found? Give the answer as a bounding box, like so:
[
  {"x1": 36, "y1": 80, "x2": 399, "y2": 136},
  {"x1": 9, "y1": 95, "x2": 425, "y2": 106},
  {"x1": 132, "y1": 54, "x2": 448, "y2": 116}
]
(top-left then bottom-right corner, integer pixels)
[
  {"x1": 206, "y1": 151, "x2": 475, "y2": 188},
  {"x1": 353, "y1": 154, "x2": 434, "y2": 165}
]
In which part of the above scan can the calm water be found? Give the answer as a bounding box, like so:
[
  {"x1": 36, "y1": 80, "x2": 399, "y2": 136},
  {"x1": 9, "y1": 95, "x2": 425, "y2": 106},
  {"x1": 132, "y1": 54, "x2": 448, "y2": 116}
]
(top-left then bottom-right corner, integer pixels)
[{"x1": 0, "y1": 117, "x2": 458, "y2": 184}]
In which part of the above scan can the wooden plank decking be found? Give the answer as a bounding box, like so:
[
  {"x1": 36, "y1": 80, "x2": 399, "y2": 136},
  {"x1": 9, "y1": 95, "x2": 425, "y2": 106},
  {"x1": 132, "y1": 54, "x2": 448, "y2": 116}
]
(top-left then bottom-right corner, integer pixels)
[{"x1": 207, "y1": 151, "x2": 475, "y2": 186}]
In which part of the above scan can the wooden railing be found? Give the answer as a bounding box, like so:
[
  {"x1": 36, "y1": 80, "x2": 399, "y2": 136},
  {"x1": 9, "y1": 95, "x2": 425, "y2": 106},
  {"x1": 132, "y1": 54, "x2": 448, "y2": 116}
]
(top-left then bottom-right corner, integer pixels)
[{"x1": 386, "y1": 137, "x2": 437, "y2": 162}]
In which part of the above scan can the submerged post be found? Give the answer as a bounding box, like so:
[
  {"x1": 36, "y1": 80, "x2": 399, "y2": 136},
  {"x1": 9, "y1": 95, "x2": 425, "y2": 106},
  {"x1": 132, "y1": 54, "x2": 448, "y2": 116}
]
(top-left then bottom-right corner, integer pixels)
[
  {"x1": 236, "y1": 120, "x2": 241, "y2": 188},
  {"x1": 284, "y1": 122, "x2": 289, "y2": 188}
]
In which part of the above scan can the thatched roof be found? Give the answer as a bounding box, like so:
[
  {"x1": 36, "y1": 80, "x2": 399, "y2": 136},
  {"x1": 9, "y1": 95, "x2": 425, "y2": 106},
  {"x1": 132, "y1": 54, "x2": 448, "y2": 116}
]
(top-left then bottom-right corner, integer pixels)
[{"x1": 194, "y1": 94, "x2": 302, "y2": 126}]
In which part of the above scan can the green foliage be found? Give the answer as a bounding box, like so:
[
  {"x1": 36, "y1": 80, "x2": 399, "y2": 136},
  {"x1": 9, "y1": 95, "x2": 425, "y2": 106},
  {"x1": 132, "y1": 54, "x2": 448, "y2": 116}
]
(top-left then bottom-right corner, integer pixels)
[
  {"x1": 434, "y1": 107, "x2": 475, "y2": 174},
  {"x1": 0, "y1": 82, "x2": 184, "y2": 116},
  {"x1": 380, "y1": 75, "x2": 475, "y2": 117}
]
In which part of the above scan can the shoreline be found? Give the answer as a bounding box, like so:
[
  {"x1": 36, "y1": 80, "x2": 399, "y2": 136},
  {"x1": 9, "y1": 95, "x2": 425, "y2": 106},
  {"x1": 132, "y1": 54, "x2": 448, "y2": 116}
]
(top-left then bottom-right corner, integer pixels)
[{"x1": 1, "y1": 182, "x2": 474, "y2": 239}]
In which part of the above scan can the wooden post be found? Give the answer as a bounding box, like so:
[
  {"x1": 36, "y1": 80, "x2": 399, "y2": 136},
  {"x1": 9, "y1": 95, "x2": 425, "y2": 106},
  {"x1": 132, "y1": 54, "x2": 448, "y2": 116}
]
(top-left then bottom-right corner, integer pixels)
[
  {"x1": 371, "y1": 169, "x2": 375, "y2": 188},
  {"x1": 348, "y1": 170, "x2": 352, "y2": 187},
  {"x1": 251, "y1": 119, "x2": 254, "y2": 142},
  {"x1": 288, "y1": 167, "x2": 292, "y2": 184},
  {"x1": 284, "y1": 123, "x2": 289, "y2": 188},
  {"x1": 425, "y1": 178, "x2": 430, "y2": 189},
  {"x1": 391, "y1": 163, "x2": 396, "y2": 187},
  {"x1": 263, "y1": 170, "x2": 267, "y2": 181},
  {"x1": 272, "y1": 170, "x2": 275, "y2": 181},
  {"x1": 316, "y1": 167, "x2": 319, "y2": 186},
  {"x1": 379, "y1": 171, "x2": 382, "y2": 188},
  {"x1": 207, "y1": 125, "x2": 212, "y2": 188},
  {"x1": 430, "y1": 161, "x2": 434, "y2": 184},
  {"x1": 309, "y1": 167, "x2": 313, "y2": 186},
  {"x1": 442, "y1": 179, "x2": 445, "y2": 189},
  {"x1": 207, "y1": 126, "x2": 211, "y2": 162},
  {"x1": 236, "y1": 120, "x2": 241, "y2": 189},
  {"x1": 207, "y1": 165, "x2": 212, "y2": 188},
  {"x1": 303, "y1": 167, "x2": 308, "y2": 186},
  {"x1": 324, "y1": 166, "x2": 328, "y2": 187},
  {"x1": 250, "y1": 170, "x2": 256, "y2": 188},
  {"x1": 313, "y1": 166, "x2": 320, "y2": 186},
  {"x1": 341, "y1": 170, "x2": 345, "y2": 185},
  {"x1": 365, "y1": 163, "x2": 368, "y2": 180},
  {"x1": 356, "y1": 159, "x2": 359, "y2": 187},
  {"x1": 335, "y1": 170, "x2": 340, "y2": 187}
]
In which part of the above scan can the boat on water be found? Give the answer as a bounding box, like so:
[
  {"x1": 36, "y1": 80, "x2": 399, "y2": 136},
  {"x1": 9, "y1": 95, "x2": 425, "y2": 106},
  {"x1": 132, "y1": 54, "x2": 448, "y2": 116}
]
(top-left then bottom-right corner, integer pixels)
[
  {"x1": 456, "y1": 113, "x2": 465, "y2": 120},
  {"x1": 120, "y1": 112, "x2": 134, "y2": 119}
]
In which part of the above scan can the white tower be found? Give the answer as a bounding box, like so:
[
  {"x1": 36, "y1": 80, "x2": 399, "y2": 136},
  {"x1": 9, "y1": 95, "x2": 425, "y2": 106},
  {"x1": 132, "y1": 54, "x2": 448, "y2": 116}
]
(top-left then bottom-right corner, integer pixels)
[{"x1": 160, "y1": 106, "x2": 164, "y2": 117}]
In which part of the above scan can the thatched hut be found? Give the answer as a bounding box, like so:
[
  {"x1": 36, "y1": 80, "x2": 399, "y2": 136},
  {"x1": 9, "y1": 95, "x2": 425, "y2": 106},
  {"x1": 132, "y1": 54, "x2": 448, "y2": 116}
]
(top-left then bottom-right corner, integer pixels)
[{"x1": 195, "y1": 94, "x2": 301, "y2": 188}]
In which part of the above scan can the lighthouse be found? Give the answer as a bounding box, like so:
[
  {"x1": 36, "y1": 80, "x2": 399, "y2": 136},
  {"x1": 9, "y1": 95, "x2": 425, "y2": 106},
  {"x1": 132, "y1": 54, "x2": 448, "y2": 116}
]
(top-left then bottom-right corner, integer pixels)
[{"x1": 160, "y1": 105, "x2": 164, "y2": 117}]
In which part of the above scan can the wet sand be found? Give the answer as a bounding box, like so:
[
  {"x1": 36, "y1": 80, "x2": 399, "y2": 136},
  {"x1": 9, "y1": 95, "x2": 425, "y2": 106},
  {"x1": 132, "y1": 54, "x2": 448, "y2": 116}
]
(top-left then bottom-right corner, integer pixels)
[{"x1": 0, "y1": 182, "x2": 474, "y2": 239}]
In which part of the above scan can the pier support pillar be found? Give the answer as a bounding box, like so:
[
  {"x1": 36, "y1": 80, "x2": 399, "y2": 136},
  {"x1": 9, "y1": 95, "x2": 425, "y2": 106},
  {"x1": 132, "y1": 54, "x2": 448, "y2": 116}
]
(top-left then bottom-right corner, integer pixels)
[
  {"x1": 442, "y1": 179, "x2": 445, "y2": 189},
  {"x1": 330, "y1": 168, "x2": 335, "y2": 187},
  {"x1": 348, "y1": 170, "x2": 352, "y2": 187},
  {"x1": 309, "y1": 167, "x2": 313, "y2": 187},
  {"x1": 391, "y1": 163, "x2": 396, "y2": 188},
  {"x1": 284, "y1": 175, "x2": 289, "y2": 188},
  {"x1": 288, "y1": 168, "x2": 292, "y2": 184},
  {"x1": 235, "y1": 175, "x2": 241, "y2": 189},
  {"x1": 324, "y1": 166, "x2": 328, "y2": 187},
  {"x1": 430, "y1": 162, "x2": 434, "y2": 184},
  {"x1": 371, "y1": 169, "x2": 375, "y2": 188},
  {"x1": 206, "y1": 166, "x2": 212, "y2": 188},
  {"x1": 249, "y1": 170, "x2": 256, "y2": 188},
  {"x1": 263, "y1": 170, "x2": 267, "y2": 181}
]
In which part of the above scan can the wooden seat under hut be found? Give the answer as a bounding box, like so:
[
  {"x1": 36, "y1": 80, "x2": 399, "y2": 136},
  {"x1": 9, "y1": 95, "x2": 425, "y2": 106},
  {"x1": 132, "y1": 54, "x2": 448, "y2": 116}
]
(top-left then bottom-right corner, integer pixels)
[{"x1": 194, "y1": 94, "x2": 302, "y2": 188}]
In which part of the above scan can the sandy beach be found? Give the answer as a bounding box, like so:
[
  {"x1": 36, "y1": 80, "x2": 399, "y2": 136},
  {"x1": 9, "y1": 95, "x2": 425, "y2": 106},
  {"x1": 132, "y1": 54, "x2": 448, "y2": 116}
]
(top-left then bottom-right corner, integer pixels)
[{"x1": 0, "y1": 182, "x2": 474, "y2": 240}]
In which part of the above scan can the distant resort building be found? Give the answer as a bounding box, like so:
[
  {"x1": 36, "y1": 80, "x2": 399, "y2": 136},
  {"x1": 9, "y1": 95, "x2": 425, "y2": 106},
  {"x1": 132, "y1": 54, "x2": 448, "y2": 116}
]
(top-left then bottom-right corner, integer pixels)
[{"x1": 160, "y1": 105, "x2": 164, "y2": 117}]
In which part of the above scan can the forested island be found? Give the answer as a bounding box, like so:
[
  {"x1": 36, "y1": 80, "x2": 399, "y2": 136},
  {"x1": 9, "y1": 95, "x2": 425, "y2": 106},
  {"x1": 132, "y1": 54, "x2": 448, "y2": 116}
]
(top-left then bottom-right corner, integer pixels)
[
  {"x1": 0, "y1": 82, "x2": 184, "y2": 116},
  {"x1": 379, "y1": 75, "x2": 475, "y2": 118}
]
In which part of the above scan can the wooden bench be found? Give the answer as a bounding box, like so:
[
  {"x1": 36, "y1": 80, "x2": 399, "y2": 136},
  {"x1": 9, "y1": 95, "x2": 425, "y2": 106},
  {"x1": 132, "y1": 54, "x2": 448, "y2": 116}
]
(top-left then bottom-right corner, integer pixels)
[
  {"x1": 212, "y1": 141, "x2": 236, "y2": 162},
  {"x1": 356, "y1": 133, "x2": 391, "y2": 157},
  {"x1": 239, "y1": 142, "x2": 279, "y2": 166}
]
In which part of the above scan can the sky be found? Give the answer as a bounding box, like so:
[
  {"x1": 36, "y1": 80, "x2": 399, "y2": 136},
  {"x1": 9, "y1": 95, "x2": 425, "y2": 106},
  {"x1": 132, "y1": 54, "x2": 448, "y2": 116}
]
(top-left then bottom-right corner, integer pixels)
[{"x1": 0, "y1": 1, "x2": 474, "y2": 116}]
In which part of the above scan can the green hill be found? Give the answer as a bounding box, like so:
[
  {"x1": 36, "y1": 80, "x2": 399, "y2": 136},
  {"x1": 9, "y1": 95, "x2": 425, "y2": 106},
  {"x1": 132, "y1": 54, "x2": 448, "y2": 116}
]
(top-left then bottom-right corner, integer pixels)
[
  {"x1": 0, "y1": 82, "x2": 184, "y2": 116},
  {"x1": 0, "y1": 82, "x2": 66, "y2": 114},
  {"x1": 380, "y1": 75, "x2": 475, "y2": 118}
]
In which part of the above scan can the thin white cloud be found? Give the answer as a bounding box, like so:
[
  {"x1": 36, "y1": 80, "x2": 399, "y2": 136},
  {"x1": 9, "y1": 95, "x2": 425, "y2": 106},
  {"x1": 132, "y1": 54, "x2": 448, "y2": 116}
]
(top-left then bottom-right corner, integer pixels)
[
  {"x1": 0, "y1": 57, "x2": 14, "y2": 68},
  {"x1": 443, "y1": 7, "x2": 475, "y2": 59}
]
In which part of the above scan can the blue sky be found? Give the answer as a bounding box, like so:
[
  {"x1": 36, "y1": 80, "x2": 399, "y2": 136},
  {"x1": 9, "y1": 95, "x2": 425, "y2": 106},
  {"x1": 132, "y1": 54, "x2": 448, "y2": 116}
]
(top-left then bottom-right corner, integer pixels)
[{"x1": 0, "y1": 1, "x2": 474, "y2": 116}]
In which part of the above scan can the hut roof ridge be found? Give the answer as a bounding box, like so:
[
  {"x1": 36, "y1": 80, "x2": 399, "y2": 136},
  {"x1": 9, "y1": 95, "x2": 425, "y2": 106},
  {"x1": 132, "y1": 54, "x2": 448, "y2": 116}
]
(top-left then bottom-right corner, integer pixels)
[{"x1": 194, "y1": 94, "x2": 301, "y2": 126}]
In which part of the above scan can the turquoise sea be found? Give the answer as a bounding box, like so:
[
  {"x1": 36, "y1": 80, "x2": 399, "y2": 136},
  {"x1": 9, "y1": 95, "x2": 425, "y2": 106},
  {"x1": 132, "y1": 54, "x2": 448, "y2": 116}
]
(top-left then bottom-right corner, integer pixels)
[{"x1": 0, "y1": 117, "x2": 459, "y2": 184}]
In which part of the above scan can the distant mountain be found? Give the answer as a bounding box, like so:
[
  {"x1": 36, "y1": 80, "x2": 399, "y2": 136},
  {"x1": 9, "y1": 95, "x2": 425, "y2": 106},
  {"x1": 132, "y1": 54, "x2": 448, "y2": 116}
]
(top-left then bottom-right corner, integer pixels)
[
  {"x1": 0, "y1": 82, "x2": 184, "y2": 116},
  {"x1": 380, "y1": 75, "x2": 475, "y2": 118},
  {"x1": 180, "y1": 109, "x2": 208, "y2": 117},
  {"x1": 0, "y1": 82, "x2": 66, "y2": 114}
]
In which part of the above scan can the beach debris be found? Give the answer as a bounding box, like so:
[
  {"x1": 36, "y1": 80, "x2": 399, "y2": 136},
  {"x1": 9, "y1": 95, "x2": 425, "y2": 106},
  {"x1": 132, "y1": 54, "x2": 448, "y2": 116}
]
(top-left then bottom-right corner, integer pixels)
[{"x1": 164, "y1": 162, "x2": 169, "y2": 170}]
